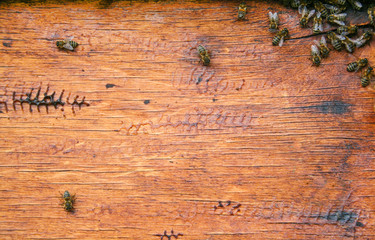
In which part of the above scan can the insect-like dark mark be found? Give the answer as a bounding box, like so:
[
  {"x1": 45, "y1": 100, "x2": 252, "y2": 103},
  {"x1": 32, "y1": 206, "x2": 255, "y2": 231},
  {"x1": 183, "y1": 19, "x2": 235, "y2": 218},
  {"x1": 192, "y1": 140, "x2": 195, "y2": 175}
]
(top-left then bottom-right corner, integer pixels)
[
  {"x1": 67, "y1": 93, "x2": 90, "y2": 114},
  {"x1": 229, "y1": 203, "x2": 241, "y2": 215},
  {"x1": 105, "y1": 83, "x2": 116, "y2": 89},
  {"x1": 12, "y1": 85, "x2": 89, "y2": 114},
  {"x1": 214, "y1": 200, "x2": 242, "y2": 215},
  {"x1": 13, "y1": 86, "x2": 65, "y2": 113},
  {"x1": 3, "y1": 41, "x2": 12, "y2": 47},
  {"x1": 155, "y1": 230, "x2": 183, "y2": 240}
]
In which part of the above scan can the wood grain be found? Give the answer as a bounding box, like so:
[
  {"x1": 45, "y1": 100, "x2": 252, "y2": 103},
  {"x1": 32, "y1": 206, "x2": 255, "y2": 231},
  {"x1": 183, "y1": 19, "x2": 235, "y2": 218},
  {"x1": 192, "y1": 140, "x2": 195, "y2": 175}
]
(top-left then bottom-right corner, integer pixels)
[{"x1": 0, "y1": 1, "x2": 375, "y2": 239}]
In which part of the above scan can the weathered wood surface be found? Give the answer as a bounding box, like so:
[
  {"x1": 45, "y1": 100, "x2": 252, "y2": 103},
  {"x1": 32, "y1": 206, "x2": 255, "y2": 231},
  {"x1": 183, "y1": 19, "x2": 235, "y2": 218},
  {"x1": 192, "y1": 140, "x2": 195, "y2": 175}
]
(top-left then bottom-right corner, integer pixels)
[{"x1": 0, "y1": 1, "x2": 375, "y2": 239}]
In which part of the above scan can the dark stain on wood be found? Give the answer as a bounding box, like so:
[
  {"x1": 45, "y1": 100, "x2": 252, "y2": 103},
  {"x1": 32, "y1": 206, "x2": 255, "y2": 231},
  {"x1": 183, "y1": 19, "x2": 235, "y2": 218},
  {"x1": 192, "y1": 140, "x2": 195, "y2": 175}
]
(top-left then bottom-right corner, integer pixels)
[
  {"x1": 314, "y1": 100, "x2": 352, "y2": 115},
  {"x1": 318, "y1": 210, "x2": 363, "y2": 227},
  {"x1": 2, "y1": 41, "x2": 12, "y2": 47},
  {"x1": 144, "y1": 100, "x2": 150, "y2": 105},
  {"x1": 105, "y1": 83, "x2": 116, "y2": 89},
  {"x1": 290, "y1": 100, "x2": 352, "y2": 115},
  {"x1": 196, "y1": 77, "x2": 203, "y2": 85},
  {"x1": 356, "y1": 221, "x2": 365, "y2": 227}
]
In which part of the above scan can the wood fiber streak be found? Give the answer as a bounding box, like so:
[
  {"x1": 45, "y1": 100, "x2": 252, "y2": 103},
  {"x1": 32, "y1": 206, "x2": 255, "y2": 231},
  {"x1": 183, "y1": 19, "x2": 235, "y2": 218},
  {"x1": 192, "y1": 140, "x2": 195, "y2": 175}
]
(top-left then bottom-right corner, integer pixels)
[{"x1": 0, "y1": 1, "x2": 375, "y2": 239}]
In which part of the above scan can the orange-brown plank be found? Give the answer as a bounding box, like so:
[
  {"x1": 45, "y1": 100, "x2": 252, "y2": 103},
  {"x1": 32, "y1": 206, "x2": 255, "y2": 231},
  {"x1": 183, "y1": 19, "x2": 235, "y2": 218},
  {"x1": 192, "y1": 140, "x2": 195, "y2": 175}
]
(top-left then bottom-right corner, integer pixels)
[{"x1": 0, "y1": 1, "x2": 375, "y2": 239}]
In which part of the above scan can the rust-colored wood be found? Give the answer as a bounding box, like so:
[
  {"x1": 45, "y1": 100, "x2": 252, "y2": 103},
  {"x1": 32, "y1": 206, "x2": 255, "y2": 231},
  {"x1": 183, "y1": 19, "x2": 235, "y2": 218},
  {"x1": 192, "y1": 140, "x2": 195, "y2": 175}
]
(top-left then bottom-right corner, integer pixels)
[{"x1": 0, "y1": 1, "x2": 375, "y2": 239}]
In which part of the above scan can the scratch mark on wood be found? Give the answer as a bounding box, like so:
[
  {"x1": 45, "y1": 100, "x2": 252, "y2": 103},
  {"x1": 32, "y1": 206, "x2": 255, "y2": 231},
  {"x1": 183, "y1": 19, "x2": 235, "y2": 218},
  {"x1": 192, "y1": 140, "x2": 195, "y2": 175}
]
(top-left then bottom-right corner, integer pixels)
[
  {"x1": 212, "y1": 193, "x2": 367, "y2": 229},
  {"x1": 172, "y1": 66, "x2": 281, "y2": 94},
  {"x1": 172, "y1": 67, "x2": 232, "y2": 94},
  {"x1": 118, "y1": 108, "x2": 253, "y2": 135}
]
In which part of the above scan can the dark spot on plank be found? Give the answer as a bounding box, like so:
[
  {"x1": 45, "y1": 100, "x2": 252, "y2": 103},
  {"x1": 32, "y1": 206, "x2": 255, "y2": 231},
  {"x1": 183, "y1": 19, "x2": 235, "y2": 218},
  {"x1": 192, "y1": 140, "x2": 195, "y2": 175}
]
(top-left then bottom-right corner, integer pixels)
[
  {"x1": 317, "y1": 210, "x2": 360, "y2": 226},
  {"x1": 196, "y1": 77, "x2": 203, "y2": 85},
  {"x1": 105, "y1": 83, "x2": 115, "y2": 89},
  {"x1": 288, "y1": 100, "x2": 351, "y2": 115},
  {"x1": 212, "y1": 98, "x2": 217, "y2": 102},
  {"x1": 3, "y1": 41, "x2": 12, "y2": 47},
  {"x1": 82, "y1": 69, "x2": 85, "y2": 72},
  {"x1": 356, "y1": 222, "x2": 364, "y2": 227},
  {"x1": 314, "y1": 100, "x2": 351, "y2": 114},
  {"x1": 0, "y1": 110, "x2": 3, "y2": 113},
  {"x1": 344, "y1": 142, "x2": 360, "y2": 150},
  {"x1": 144, "y1": 100, "x2": 150, "y2": 105}
]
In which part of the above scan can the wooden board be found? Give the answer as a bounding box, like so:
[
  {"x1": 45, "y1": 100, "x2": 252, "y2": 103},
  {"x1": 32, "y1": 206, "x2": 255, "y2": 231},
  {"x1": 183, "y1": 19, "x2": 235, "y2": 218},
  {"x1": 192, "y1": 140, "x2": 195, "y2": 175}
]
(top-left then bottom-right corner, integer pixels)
[{"x1": 0, "y1": 1, "x2": 375, "y2": 239}]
